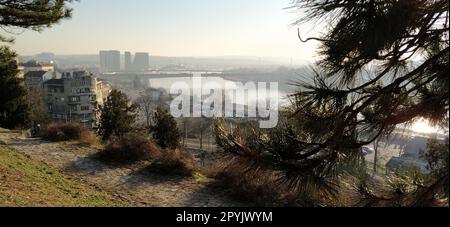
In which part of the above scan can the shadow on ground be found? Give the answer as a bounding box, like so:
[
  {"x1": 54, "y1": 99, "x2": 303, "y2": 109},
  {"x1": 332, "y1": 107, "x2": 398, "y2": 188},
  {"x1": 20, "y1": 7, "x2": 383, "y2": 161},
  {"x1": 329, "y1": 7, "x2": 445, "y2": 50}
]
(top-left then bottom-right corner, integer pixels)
[{"x1": 123, "y1": 165, "x2": 193, "y2": 188}]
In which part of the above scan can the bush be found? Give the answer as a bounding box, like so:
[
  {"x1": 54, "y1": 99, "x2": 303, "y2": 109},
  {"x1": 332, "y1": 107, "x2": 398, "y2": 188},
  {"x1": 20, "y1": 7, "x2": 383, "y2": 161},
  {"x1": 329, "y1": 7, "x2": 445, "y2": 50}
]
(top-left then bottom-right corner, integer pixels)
[
  {"x1": 147, "y1": 149, "x2": 195, "y2": 176},
  {"x1": 41, "y1": 123, "x2": 98, "y2": 145},
  {"x1": 98, "y1": 133, "x2": 161, "y2": 164},
  {"x1": 210, "y1": 158, "x2": 299, "y2": 207}
]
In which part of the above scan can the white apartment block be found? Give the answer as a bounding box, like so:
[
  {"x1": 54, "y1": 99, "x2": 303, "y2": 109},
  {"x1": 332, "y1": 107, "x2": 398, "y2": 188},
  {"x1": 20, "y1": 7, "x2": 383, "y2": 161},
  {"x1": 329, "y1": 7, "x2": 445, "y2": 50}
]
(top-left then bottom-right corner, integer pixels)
[{"x1": 44, "y1": 71, "x2": 111, "y2": 128}]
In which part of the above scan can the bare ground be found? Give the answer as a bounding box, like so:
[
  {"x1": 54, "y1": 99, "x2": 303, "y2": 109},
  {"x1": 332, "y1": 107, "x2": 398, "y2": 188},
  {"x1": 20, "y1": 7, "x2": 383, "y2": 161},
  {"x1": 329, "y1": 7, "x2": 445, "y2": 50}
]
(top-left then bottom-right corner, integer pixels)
[{"x1": 0, "y1": 130, "x2": 245, "y2": 207}]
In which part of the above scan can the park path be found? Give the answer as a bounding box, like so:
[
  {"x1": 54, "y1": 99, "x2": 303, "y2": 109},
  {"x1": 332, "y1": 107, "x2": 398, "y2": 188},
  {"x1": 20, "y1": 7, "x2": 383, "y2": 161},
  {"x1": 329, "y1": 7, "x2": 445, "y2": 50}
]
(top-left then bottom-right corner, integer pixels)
[{"x1": 0, "y1": 130, "x2": 244, "y2": 207}]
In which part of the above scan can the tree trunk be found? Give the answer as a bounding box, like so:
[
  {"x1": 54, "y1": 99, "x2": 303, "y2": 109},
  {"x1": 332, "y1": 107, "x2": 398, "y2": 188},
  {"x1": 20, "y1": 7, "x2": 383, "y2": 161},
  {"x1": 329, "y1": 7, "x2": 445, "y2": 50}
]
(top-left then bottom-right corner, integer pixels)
[
  {"x1": 200, "y1": 131, "x2": 203, "y2": 150},
  {"x1": 373, "y1": 140, "x2": 380, "y2": 175},
  {"x1": 182, "y1": 121, "x2": 186, "y2": 146}
]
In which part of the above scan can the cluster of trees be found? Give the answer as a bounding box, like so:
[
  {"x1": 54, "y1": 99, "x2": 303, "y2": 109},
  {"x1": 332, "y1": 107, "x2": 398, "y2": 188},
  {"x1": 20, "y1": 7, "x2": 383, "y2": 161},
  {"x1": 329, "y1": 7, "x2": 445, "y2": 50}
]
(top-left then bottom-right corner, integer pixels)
[
  {"x1": 1, "y1": 0, "x2": 73, "y2": 129},
  {"x1": 97, "y1": 87, "x2": 220, "y2": 152},
  {"x1": 97, "y1": 89, "x2": 181, "y2": 149},
  {"x1": 134, "y1": 88, "x2": 214, "y2": 151}
]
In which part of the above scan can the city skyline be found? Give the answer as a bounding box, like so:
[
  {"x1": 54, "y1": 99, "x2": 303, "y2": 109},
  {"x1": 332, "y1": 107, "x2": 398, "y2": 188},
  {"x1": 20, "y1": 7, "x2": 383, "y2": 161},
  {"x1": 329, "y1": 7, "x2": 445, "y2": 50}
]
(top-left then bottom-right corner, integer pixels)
[
  {"x1": 9, "y1": 0, "x2": 319, "y2": 61},
  {"x1": 100, "y1": 50, "x2": 150, "y2": 72}
]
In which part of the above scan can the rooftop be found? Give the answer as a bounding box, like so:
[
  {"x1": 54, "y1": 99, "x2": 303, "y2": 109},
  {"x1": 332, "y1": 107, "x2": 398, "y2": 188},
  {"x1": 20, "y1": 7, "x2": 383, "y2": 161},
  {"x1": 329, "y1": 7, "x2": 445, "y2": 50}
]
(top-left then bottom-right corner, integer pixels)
[
  {"x1": 44, "y1": 79, "x2": 64, "y2": 85},
  {"x1": 24, "y1": 71, "x2": 48, "y2": 78}
]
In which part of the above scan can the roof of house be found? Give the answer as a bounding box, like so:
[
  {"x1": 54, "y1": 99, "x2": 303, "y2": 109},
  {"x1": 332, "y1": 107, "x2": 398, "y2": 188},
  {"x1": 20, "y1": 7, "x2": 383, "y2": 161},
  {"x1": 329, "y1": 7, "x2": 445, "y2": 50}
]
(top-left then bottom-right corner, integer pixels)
[
  {"x1": 24, "y1": 71, "x2": 48, "y2": 78},
  {"x1": 44, "y1": 79, "x2": 64, "y2": 85}
]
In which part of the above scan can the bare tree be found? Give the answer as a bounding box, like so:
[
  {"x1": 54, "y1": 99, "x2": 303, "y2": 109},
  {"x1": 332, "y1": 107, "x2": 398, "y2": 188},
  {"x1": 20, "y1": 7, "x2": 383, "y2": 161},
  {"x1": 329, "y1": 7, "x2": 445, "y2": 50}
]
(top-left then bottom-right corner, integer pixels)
[
  {"x1": 180, "y1": 117, "x2": 191, "y2": 147},
  {"x1": 373, "y1": 138, "x2": 382, "y2": 175},
  {"x1": 194, "y1": 117, "x2": 213, "y2": 150},
  {"x1": 135, "y1": 88, "x2": 171, "y2": 129},
  {"x1": 26, "y1": 86, "x2": 49, "y2": 126},
  {"x1": 136, "y1": 95, "x2": 154, "y2": 129}
]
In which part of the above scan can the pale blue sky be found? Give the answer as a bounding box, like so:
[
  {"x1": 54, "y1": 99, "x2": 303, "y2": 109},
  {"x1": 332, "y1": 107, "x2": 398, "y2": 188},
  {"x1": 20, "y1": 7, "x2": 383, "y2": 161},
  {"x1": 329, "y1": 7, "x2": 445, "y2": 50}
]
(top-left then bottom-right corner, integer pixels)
[{"x1": 11, "y1": 0, "x2": 318, "y2": 60}]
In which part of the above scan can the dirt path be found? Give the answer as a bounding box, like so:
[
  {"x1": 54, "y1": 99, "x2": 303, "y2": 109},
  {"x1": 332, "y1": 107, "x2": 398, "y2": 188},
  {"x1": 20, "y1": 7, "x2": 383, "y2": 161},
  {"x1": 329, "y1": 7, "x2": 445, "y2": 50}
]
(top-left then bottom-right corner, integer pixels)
[{"x1": 0, "y1": 131, "x2": 244, "y2": 207}]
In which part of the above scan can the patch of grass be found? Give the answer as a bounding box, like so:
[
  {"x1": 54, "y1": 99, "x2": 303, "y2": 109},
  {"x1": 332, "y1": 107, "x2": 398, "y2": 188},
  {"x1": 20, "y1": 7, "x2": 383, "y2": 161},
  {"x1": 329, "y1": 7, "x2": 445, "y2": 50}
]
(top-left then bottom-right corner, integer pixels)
[
  {"x1": 40, "y1": 123, "x2": 99, "y2": 145},
  {"x1": 0, "y1": 145, "x2": 128, "y2": 207}
]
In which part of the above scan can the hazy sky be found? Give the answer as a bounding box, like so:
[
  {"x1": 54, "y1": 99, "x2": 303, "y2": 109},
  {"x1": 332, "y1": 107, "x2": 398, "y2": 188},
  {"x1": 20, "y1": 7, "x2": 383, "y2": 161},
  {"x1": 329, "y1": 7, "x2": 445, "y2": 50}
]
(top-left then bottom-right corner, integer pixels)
[{"x1": 10, "y1": 0, "x2": 319, "y2": 60}]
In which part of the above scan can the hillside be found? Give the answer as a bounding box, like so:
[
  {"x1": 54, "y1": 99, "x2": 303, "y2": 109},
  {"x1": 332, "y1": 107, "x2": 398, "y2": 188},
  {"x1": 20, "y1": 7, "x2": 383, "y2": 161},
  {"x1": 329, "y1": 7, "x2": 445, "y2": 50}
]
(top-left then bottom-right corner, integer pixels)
[
  {"x1": 0, "y1": 145, "x2": 128, "y2": 207},
  {"x1": 0, "y1": 129, "x2": 243, "y2": 207}
]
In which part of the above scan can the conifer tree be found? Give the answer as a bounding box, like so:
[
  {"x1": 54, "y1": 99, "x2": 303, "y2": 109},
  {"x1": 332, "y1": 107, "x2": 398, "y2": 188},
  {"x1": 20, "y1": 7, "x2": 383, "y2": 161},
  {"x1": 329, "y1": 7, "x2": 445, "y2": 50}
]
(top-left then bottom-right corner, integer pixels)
[
  {"x1": 215, "y1": 0, "x2": 449, "y2": 206},
  {"x1": 97, "y1": 89, "x2": 138, "y2": 141},
  {"x1": 0, "y1": 47, "x2": 29, "y2": 128},
  {"x1": 150, "y1": 107, "x2": 181, "y2": 149}
]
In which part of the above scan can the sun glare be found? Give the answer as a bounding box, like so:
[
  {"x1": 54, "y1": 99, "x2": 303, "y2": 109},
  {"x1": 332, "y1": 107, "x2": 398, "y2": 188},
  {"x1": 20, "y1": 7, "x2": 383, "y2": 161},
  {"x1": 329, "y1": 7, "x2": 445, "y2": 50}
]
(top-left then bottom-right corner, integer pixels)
[{"x1": 410, "y1": 118, "x2": 439, "y2": 134}]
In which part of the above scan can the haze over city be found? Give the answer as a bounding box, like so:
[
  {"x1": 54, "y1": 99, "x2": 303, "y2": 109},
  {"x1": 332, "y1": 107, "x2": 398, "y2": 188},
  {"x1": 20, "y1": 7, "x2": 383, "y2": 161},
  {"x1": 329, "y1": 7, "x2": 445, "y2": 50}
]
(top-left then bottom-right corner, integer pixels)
[{"x1": 13, "y1": 0, "x2": 318, "y2": 61}]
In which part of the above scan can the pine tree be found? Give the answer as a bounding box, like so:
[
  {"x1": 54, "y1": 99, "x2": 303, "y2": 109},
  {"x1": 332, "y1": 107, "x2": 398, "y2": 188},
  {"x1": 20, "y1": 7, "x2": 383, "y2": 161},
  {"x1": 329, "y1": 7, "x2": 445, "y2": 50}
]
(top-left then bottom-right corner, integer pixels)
[
  {"x1": 289, "y1": 0, "x2": 449, "y2": 206},
  {"x1": 150, "y1": 107, "x2": 181, "y2": 149},
  {"x1": 97, "y1": 89, "x2": 138, "y2": 141},
  {"x1": 215, "y1": 0, "x2": 449, "y2": 206},
  {"x1": 0, "y1": 0, "x2": 74, "y2": 43},
  {"x1": 0, "y1": 47, "x2": 29, "y2": 129}
]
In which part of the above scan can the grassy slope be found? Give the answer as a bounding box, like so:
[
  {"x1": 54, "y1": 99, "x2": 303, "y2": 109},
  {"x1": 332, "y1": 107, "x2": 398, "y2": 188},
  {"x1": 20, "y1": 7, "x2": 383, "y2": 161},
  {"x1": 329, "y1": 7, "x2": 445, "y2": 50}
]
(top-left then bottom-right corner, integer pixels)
[{"x1": 0, "y1": 145, "x2": 128, "y2": 207}]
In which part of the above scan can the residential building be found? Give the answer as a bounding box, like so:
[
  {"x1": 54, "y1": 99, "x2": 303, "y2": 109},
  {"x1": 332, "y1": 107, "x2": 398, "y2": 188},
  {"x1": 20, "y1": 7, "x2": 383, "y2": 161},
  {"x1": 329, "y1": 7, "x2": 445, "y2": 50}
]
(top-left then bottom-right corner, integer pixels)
[
  {"x1": 124, "y1": 51, "x2": 132, "y2": 71},
  {"x1": 18, "y1": 60, "x2": 55, "y2": 78},
  {"x1": 24, "y1": 71, "x2": 54, "y2": 88},
  {"x1": 99, "y1": 50, "x2": 120, "y2": 73},
  {"x1": 44, "y1": 71, "x2": 111, "y2": 128},
  {"x1": 133, "y1": 52, "x2": 150, "y2": 71}
]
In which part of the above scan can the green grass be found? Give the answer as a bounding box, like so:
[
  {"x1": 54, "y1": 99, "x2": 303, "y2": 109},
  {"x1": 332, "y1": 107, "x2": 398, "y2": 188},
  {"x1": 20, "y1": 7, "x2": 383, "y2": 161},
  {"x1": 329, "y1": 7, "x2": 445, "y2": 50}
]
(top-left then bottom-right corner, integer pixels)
[{"x1": 0, "y1": 145, "x2": 129, "y2": 207}]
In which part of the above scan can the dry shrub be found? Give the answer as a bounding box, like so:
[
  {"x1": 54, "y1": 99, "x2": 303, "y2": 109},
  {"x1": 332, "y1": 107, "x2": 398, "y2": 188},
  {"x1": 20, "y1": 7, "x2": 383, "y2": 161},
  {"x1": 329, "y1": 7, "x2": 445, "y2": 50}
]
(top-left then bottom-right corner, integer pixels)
[
  {"x1": 98, "y1": 133, "x2": 161, "y2": 164},
  {"x1": 147, "y1": 149, "x2": 196, "y2": 176},
  {"x1": 41, "y1": 123, "x2": 99, "y2": 145},
  {"x1": 211, "y1": 158, "x2": 299, "y2": 207}
]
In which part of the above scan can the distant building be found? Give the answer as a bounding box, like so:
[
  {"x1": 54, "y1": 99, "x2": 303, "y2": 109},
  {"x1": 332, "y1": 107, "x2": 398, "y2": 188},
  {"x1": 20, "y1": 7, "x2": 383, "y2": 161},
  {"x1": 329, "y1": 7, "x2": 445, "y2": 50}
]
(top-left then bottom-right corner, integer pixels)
[
  {"x1": 133, "y1": 52, "x2": 149, "y2": 71},
  {"x1": 44, "y1": 71, "x2": 111, "y2": 128},
  {"x1": 99, "y1": 50, "x2": 120, "y2": 73},
  {"x1": 36, "y1": 52, "x2": 55, "y2": 63},
  {"x1": 384, "y1": 135, "x2": 442, "y2": 174},
  {"x1": 124, "y1": 51, "x2": 132, "y2": 71},
  {"x1": 18, "y1": 60, "x2": 55, "y2": 78},
  {"x1": 24, "y1": 71, "x2": 54, "y2": 88},
  {"x1": 386, "y1": 157, "x2": 429, "y2": 174},
  {"x1": 402, "y1": 135, "x2": 429, "y2": 159}
]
